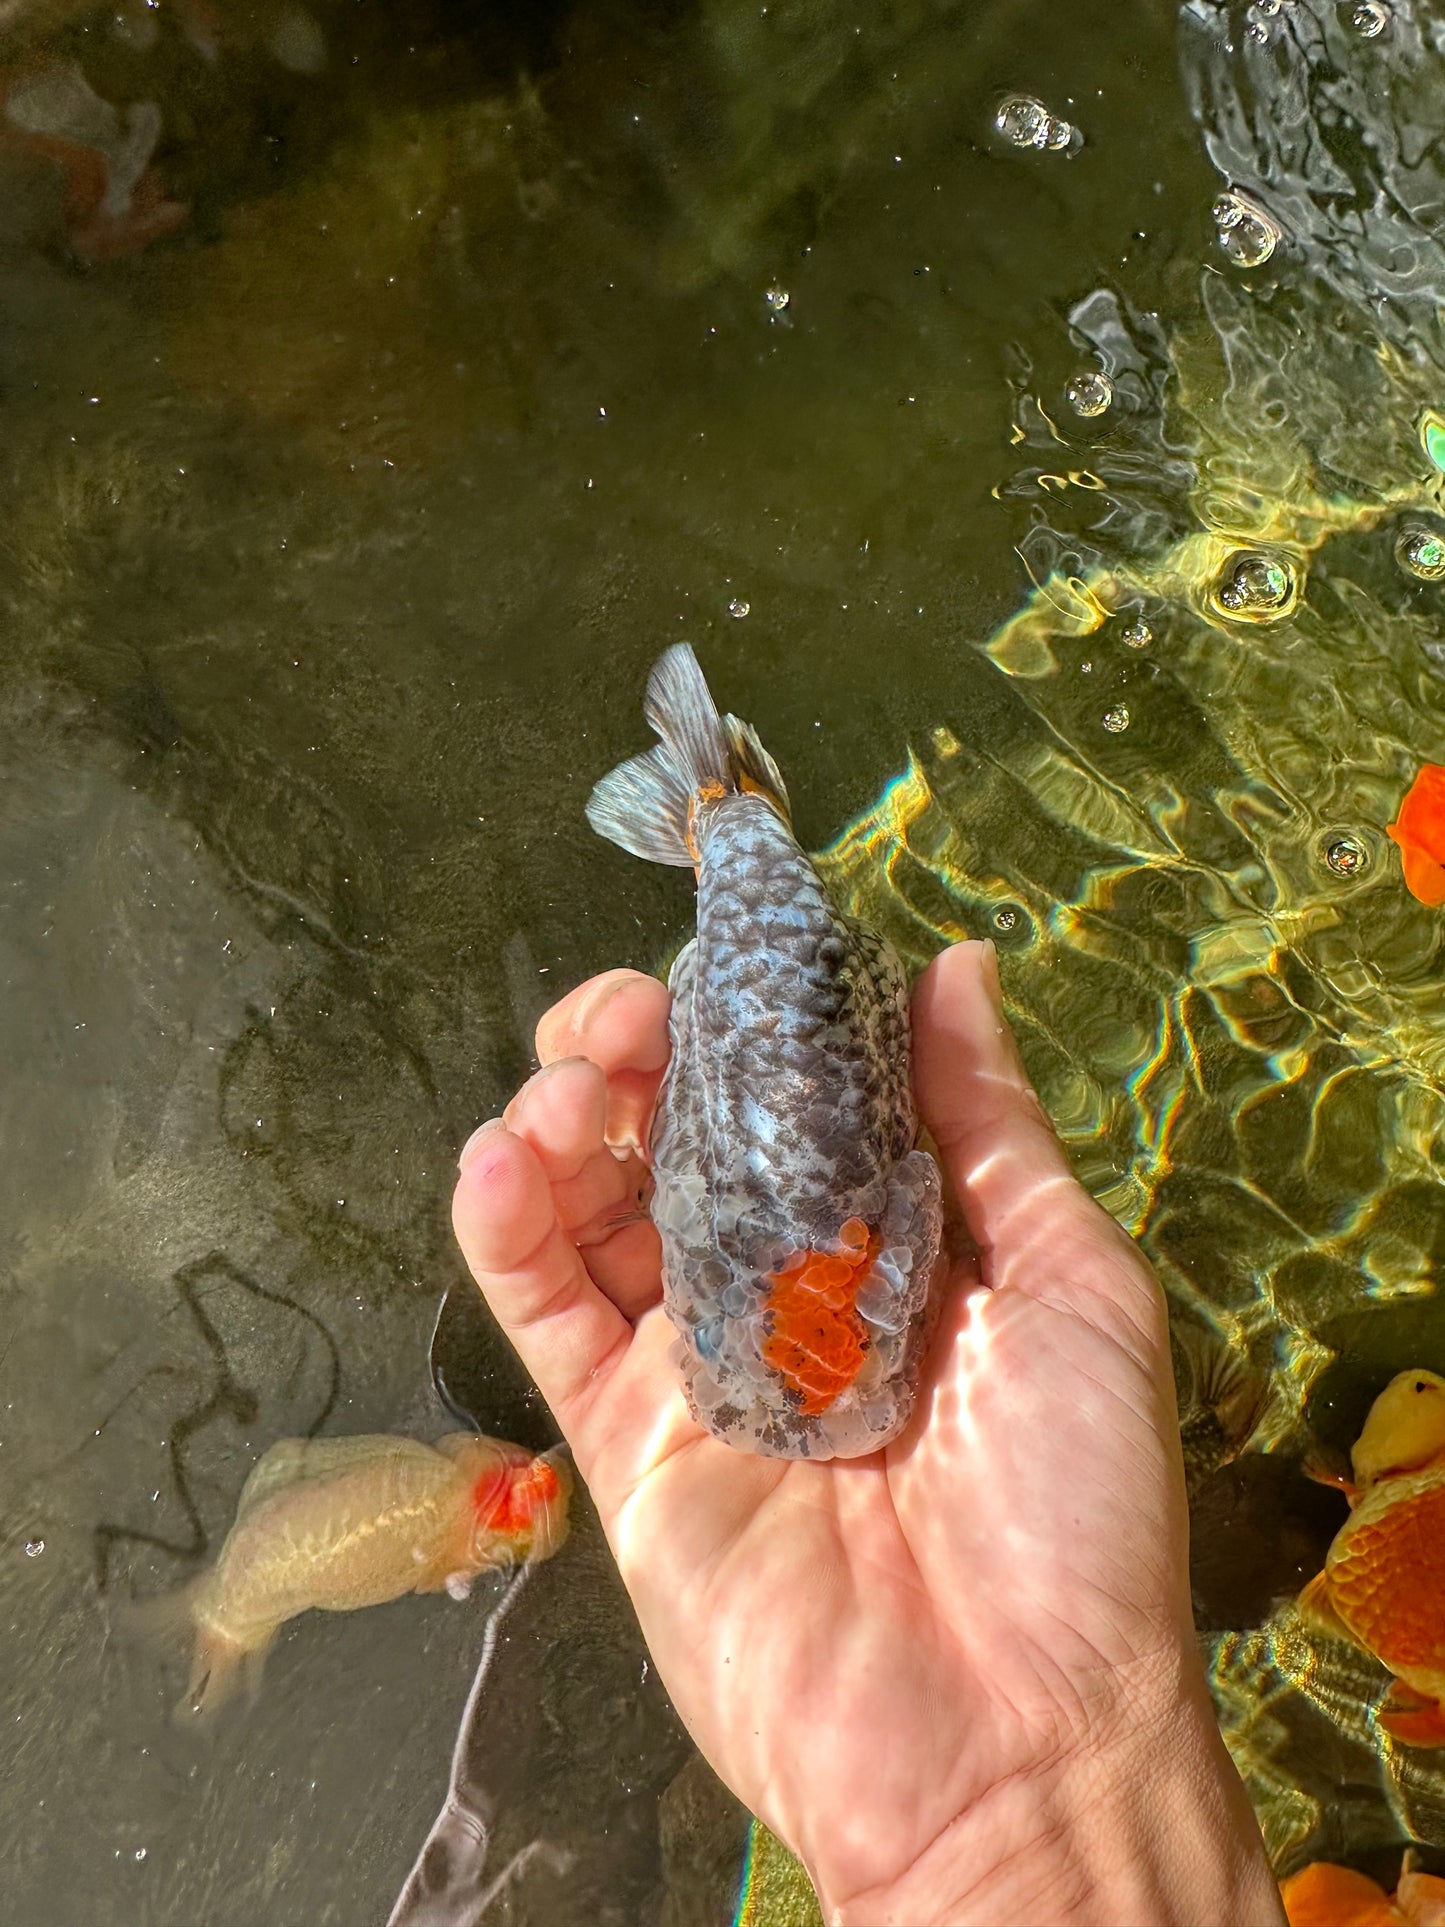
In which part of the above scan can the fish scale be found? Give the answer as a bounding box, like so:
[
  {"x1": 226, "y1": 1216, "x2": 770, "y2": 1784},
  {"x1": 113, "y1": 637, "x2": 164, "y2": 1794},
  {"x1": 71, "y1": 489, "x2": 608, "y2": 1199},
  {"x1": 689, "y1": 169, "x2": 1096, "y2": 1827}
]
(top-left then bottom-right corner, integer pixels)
[
  {"x1": 1331, "y1": 1476, "x2": 1445, "y2": 1669},
  {"x1": 587, "y1": 645, "x2": 943, "y2": 1459}
]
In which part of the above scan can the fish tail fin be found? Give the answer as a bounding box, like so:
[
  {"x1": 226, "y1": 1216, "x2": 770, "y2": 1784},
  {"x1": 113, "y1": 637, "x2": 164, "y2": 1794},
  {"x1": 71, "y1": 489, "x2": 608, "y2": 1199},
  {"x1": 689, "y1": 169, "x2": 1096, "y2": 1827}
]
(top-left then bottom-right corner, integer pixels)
[
  {"x1": 587, "y1": 645, "x2": 788, "y2": 863},
  {"x1": 1177, "y1": 1323, "x2": 1272, "y2": 1449},
  {"x1": 178, "y1": 1610, "x2": 271, "y2": 1721},
  {"x1": 112, "y1": 1575, "x2": 259, "y2": 1721},
  {"x1": 723, "y1": 713, "x2": 792, "y2": 823}
]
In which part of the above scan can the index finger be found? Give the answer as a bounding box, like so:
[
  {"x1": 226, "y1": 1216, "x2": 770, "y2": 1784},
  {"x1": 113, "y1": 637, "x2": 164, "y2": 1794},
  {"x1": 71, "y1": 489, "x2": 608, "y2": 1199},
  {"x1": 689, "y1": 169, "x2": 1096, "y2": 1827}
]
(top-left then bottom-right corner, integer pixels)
[{"x1": 536, "y1": 969, "x2": 672, "y2": 1153}]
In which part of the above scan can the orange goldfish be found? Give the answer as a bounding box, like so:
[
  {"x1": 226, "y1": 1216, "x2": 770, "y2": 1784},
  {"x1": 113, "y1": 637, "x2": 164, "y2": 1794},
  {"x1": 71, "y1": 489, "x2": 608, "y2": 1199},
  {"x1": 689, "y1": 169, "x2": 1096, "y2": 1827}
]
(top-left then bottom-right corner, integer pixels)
[
  {"x1": 134, "y1": 1432, "x2": 570, "y2": 1716},
  {"x1": 1299, "y1": 1368, "x2": 1445, "y2": 1746},
  {"x1": 1387, "y1": 766, "x2": 1445, "y2": 907},
  {"x1": 1281, "y1": 1854, "x2": 1445, "y2": 1926}
]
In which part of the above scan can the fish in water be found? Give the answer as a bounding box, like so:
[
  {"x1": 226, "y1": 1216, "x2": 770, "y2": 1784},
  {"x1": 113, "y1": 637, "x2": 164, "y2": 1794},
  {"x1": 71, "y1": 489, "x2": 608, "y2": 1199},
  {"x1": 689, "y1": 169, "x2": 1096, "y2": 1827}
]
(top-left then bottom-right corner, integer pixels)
[
  {"x1": 1281, "y1": 1853, "x2": 1445, "y2": 1926},
  {"x1": 1387, "y1": 764, "x2": 1445, "y2": 906},
  {"x1": 1298, "y1": 1368, "x2": 1445, "y2": 1746},
  {"x1": 131, "y1": 1432, "x2": 570, "y2": 1717},
  {"x1": 586, "y1": 644, "x2": 943, "y2": 1459}
]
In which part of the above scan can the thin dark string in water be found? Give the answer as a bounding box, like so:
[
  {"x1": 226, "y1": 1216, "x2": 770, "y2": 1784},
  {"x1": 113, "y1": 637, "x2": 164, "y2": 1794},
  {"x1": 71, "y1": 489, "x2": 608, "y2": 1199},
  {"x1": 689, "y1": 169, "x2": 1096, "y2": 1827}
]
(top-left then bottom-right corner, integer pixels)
[{"x1": 385, "y1": 1561, "x2": 574, "y2": 1926}]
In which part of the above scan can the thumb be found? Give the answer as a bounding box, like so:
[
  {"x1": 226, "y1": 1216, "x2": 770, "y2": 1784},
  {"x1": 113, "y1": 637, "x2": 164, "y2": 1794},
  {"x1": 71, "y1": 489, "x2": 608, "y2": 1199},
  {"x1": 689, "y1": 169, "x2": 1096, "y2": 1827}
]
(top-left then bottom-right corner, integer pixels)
[{"x1": 912, "y1": 942, "x2": 1154, "y2": 1326}]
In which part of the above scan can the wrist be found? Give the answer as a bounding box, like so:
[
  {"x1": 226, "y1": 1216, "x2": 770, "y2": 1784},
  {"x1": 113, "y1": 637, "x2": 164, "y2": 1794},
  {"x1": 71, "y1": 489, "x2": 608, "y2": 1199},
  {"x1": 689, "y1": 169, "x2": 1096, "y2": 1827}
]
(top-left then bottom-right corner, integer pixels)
[{"x1": 818, "y1": 1661, "x2": 1284, "y2": 1927}]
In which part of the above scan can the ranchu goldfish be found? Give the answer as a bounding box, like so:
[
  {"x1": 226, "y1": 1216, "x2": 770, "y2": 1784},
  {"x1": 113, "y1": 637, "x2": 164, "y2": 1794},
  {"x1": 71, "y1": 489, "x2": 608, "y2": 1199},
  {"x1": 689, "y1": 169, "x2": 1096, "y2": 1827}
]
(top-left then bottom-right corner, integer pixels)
[
  {"x1": 586, "y1": 644, "x2": 943, "y2": 1459},
  {"x1": 1387, "y1": 765, "x2": 1445, "y2": 907},
  {"x1": 1299, "y1": 1368, "x2": 1445, "y2": 1745},
  {"x1": 1282, "y1": 1853, "x2": 1445, "y2": 1926},
  {"x1": 145, "y1": 1432, "x2": 569, "y2": 1716}
]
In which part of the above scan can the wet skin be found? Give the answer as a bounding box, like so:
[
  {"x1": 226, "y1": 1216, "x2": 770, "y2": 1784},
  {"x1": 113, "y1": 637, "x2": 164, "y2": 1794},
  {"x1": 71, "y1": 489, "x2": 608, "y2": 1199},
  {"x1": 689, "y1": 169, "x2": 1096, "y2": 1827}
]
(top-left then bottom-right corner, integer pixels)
[{"x1": 452, "y1": 940, "x2": 1285, "y2": 1927}]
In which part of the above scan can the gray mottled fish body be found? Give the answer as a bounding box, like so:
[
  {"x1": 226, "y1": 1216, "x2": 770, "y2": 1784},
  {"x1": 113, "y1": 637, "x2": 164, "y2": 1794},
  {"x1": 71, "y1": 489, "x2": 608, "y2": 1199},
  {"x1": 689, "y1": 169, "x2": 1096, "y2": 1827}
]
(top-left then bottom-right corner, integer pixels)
[{"x1": 587, "y1": 645, "x2": 942, "y2": 1459}]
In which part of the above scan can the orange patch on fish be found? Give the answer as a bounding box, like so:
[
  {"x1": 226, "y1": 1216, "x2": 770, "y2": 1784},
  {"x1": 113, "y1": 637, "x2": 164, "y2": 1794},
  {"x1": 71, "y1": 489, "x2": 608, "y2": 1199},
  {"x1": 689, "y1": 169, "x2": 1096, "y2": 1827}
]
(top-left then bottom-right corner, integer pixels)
[
  {"x1": 1282, "y1": 1855, "x2": 1445, "y2": 1927},
  {"x1": 1281, "y1": 1862, "x2": 1402, "y2": 1927},
  {"x1": 473, "y1": 1452, "x2": 566, "y2": 1537},
  {"x1": 1387, "y1": 765, "x2": 1445, "y2": 907},
  {"x1": 762, "y1": 1230, "x2": 879, "y2": 1416}
]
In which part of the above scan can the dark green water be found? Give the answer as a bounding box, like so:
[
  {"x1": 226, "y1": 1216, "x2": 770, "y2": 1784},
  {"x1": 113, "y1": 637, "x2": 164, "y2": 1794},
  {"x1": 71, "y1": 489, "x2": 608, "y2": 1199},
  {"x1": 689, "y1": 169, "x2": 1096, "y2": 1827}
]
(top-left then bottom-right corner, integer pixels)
[{"x1": 3, "y1": 0, "x2": 1445, "y2": 1920}]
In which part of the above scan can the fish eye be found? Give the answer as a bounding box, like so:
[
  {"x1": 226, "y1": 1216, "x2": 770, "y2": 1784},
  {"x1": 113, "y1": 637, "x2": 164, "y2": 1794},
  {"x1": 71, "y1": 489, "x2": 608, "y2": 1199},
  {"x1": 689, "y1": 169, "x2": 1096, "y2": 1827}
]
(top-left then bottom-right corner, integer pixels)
[{"x1": 1417, "y1": 1380, "x2": 1430, "y2": 1393}]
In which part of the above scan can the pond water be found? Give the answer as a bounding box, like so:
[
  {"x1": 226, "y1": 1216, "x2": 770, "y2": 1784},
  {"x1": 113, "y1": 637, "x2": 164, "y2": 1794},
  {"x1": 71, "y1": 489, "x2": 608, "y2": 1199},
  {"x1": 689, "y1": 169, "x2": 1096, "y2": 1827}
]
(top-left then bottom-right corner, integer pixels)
[{"x1": 4, "y1": 0, "x2": 1445, "y2": 1919}]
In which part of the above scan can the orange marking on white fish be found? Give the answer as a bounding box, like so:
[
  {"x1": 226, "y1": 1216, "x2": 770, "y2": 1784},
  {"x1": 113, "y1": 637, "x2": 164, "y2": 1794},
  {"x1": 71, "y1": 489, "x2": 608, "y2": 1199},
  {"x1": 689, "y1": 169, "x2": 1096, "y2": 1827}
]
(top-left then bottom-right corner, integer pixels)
[
  {"x1": 1298, "y1": 1369, "x2": 1445, "y2": 1747},
  {"x1": 1388, "y1": 765, "x2": 1445, "y2": 907},
  {"x1": 126, "y1": 1432, "x2": 570, "y2": 1720},
  {"x1": 762, "y1": 1231, "x2": 879, "y2": 1416}
]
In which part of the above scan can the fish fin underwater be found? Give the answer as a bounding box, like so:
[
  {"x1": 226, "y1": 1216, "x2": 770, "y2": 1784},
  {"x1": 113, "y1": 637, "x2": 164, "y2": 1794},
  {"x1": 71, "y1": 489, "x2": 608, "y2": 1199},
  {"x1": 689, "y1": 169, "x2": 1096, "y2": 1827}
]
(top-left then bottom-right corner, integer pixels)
[
  {"x1": 1296, "y1": 1567, "x2": 1356, "y2": 1644},
  {"x1": 1378, "y1": 1680, "x2": 1445, "y2": 1749},
  {"x1": 586, "y1": 644, "x2": 787, "y2": 865},
  {"x1": 112, "y1": 1576, "x2": 268, "y2": 1723}
]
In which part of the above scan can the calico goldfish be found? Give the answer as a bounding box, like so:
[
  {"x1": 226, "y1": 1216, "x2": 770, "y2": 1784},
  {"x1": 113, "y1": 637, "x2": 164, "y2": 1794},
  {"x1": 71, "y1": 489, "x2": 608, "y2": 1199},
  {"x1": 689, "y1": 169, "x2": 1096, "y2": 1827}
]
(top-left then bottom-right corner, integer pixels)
[
  {"x1": 586, "y1": 644, "x2": 943, "y2": 1459},
  {"x1": 1387, "y1": 765, "x2": 1445, "y2": 906},
  {"x1": 1298, "y1": 1368, "x2": 1445, "y2": 1746},
  {"x1": 1281, "y1": 1854, "x2": 1445, "y2": 1926},
  {"x1": 135, "y1": 1431, "x2": 569, "y2": 1716}
]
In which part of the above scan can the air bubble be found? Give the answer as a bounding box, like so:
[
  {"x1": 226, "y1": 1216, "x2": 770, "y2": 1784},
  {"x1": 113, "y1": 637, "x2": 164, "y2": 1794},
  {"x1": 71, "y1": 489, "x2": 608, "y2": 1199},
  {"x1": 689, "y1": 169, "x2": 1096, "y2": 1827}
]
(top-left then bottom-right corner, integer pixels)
[
  {"x1": 1325, "y1": 837, "x2": 1366, "y2": 877},
  {"x1": 1102, "y1": 703, "x2": 1130, "y2": 734},
  {"x1": 994, "y1": 95, "x2": 1077, "y2": 153},
  {"x1": 1349, "y1": 0, "x2": 1388, "y2": 34},
  {"x1": 764, "y1": 286, "x2": 789, "y2": 315},
  {"x1": 1065, "y1": 371, "x2": 1112, "y2": 417},
  {"x1": 993, "y1": 906, "x2": 1018, "y2": 933},
  {"x1": 728, "y1": 597, "x2": 751, "y2": 618},
  {"x1": 1211, "y1": 551, "x2": 1298, "y2": 621},
  {"x1": 1397, "y1": 529, "x2": 1445, "y2": 581},
  {"x1": 1212, "y1": 191, "x2": 1280, "y2": 268},
  {"x1": 1120, "y1": 618, "x2": 1152, "y2": 649},
  {"x1": 1420, "y1": 409, "x2": 1445, "y2": 474},
  {"x1": 24, "y1": 1538, "x2": 44, "y2": 1557}
]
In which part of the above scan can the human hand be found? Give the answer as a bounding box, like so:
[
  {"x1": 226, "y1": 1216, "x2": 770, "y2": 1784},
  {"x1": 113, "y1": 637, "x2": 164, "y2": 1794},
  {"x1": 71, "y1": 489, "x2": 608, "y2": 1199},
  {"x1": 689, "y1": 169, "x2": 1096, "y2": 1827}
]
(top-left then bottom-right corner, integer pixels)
[{"x1": 452, "y1": 940, "x2": 1284, "y2": 1926}]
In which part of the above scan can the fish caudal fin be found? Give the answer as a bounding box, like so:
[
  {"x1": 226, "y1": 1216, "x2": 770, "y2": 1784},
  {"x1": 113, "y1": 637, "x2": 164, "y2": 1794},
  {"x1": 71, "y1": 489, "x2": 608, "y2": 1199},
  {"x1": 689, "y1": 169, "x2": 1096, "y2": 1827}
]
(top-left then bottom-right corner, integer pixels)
[
  {"x1": 587, "y1": 645, "x2": 788, "y2": 865},
  {"x1": 722, "y1": 712, "x2": 791, "y2": 820},
  {"x1": 114, "y1": 1577, "x2": 269, "y2": 1721},
  {"x1": 180, "y1": 1613, "x2": 272, "y2": 1721}
]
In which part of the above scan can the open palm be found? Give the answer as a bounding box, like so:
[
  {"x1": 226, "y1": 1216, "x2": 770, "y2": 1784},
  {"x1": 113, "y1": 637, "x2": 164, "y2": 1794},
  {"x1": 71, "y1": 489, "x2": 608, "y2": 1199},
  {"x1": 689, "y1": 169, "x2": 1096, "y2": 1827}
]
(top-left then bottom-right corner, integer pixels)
[{"x1": 452, "y1": 941, "x2": 1277, "y2": 1926}]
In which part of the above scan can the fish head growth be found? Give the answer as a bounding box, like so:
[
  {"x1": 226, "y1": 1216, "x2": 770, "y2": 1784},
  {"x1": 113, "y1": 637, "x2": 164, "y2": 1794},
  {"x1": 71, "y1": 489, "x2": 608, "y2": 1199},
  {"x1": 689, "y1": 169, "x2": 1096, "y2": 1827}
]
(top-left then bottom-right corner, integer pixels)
[
  {"x1": 439, "y1": 1435, "x2": 573, "y2": 1567},
  {"x1": 1352, "y1": 1369, "x2": 1445, "y2": 1485}
]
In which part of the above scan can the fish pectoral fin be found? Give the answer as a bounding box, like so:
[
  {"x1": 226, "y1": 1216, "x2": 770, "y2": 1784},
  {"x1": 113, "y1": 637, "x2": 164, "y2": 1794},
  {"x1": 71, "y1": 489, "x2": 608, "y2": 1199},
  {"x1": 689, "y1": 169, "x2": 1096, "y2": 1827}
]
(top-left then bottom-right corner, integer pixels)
[
  {"x1": 1378, "y1": 1682, "x2": 1445, "y2": 1748},
  {"x1": 1300, "y1": 1445, "x2": 1358, "y2": 1501},
  {"x1": 1296, "y1": 1570, "x2": 1356, "y2": 1645}
]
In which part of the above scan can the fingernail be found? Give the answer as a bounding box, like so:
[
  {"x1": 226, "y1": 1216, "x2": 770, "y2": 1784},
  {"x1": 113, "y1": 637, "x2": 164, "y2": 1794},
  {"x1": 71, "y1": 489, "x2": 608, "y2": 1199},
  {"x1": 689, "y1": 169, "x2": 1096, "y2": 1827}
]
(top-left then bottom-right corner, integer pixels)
[{"x1": 458, "y1": 1118, "x2": 505, "y2": 1172}]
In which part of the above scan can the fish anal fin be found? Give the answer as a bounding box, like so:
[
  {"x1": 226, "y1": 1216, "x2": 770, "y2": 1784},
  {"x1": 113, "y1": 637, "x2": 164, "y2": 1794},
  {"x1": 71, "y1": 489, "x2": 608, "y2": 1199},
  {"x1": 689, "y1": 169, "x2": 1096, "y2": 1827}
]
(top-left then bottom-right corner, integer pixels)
[{"x1": 1379, "y1": 1681, "x2": 1445, "y2": 1748}]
